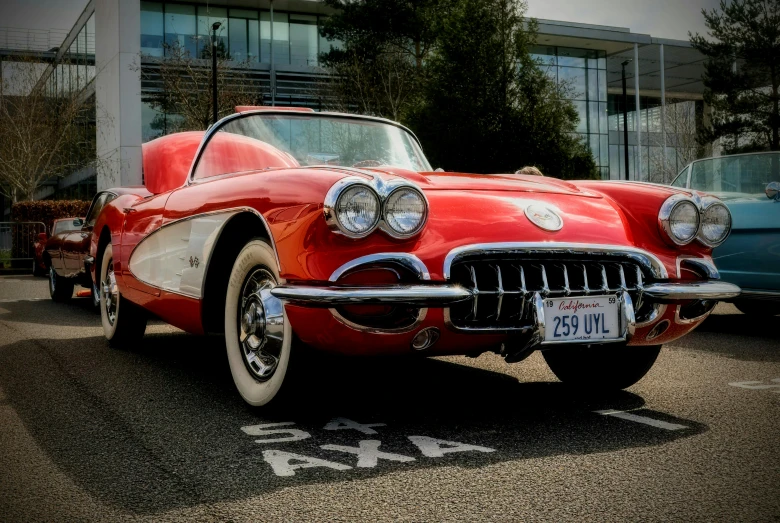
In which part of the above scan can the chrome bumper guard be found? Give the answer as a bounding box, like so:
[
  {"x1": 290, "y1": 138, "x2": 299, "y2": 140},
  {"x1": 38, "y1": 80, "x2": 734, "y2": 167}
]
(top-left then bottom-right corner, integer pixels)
[{"x1": 270, "y1": 280, "x2": 741, "y2": 307}]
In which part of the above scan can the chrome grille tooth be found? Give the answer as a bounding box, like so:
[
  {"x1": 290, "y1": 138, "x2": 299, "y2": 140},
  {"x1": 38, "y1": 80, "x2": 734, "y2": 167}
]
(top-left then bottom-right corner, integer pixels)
[
  {"x1": 617, "y1": 263, "x2": 627, "y2": 291},
  {"x1": 539, "y1": 264, "x2": 550, "y2": 296},
  {"x1": 558, "y1": 263, "x2": 571, "y2": 296},
  {"x1": 518, "y1": 265, "x2": 527, "y2": 318},
  {"x1": 494, "y1": 265, "x2": 504, "y2": 320},
  {"x1": 635, "y1": 265, "x2": 644, "y2": 290},
  {"x1": 581, "y1": 263, "x2": 590, "y2": 295},
  {"x1": 599, "y1": 263, "x2": 609, "y2": 292},
  {"x1": 470, "y1": 265, "x2": 479, "y2": 319}
]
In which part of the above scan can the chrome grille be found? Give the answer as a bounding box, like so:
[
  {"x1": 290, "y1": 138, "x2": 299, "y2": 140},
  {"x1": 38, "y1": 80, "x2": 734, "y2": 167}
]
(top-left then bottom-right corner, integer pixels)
[{"x1": 447, "y1": 256, "x2": 651, "y2": 331}]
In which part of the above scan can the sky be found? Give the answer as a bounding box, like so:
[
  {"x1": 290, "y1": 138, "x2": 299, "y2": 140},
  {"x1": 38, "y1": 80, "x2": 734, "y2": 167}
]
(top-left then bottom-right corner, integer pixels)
[{"x1": 0, "y1": 0, "x2": 721, "y2": 41}]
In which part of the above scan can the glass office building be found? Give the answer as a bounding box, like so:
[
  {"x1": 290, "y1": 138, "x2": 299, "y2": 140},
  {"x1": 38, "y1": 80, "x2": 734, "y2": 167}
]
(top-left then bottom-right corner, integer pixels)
[{"x1": 15, "y1": 0, "x2": 709, "y2": 197}]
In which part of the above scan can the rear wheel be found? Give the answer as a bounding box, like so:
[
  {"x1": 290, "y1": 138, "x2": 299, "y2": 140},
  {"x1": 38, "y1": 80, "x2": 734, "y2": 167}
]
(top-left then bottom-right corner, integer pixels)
[
  {"x1": 543, "y1": 343, "x2": 661, "y2": 390},
  {"x1": 224, "y1": 239, "x2": 292, "y2": 406},
  {"x1": 100, "y1": 243, "x2": 147, "y2": 347},
  {"x1": 49, "y1": 265, "x2": 74, "y2": 302},
  {"x1": 734, "y1": 300, "x2": 780, "y2": 317}
]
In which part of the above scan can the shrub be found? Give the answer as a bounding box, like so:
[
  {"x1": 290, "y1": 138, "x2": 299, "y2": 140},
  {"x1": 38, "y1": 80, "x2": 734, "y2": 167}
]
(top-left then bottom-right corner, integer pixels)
[{"x1": 11, "y1": 199, "x2": 91, "y2": 233}]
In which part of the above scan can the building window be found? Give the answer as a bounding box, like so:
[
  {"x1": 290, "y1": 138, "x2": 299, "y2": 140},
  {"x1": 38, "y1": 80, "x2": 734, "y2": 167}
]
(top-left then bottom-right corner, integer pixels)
[
  {"x1": 229, "y1": 9, "x2": 259, "y2": 62},
  {"x1": 290, "y1": 14, "x2": 318, "y2": 67},
  {"x1": 261, "y1": 12, "x2": 289, "y2": 65},
  {"x1": 164, "y1": 3, "x2": 197, "y2": 57},
  {"x1": 141, "y1": 1, "x2": 163, "y2": 57}
]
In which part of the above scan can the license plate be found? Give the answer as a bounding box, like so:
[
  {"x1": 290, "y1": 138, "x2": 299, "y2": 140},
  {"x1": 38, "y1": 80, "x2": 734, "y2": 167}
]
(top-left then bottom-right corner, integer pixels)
[{"x1": 543, "y1": 295, "x2": 621, "y2": 343}]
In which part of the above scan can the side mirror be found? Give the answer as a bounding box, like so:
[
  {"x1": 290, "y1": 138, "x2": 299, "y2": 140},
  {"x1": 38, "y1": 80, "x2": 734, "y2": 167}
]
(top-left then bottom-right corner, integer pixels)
[
  {"x1": 73, "y1": 218, "x2": 84, "y2": 227},
  {"x1": 37, "y1": 232, "x2": 47, "y2": 242},
  {"x1": 766, "y1": 181, "x2": 780, "y2": 201}
]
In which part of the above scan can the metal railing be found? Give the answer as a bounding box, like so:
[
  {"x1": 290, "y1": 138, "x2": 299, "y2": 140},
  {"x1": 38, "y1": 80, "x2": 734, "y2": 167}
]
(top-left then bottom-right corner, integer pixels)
[{"x1": 0, "y1": 221, "x2": 47, "y2": 267}]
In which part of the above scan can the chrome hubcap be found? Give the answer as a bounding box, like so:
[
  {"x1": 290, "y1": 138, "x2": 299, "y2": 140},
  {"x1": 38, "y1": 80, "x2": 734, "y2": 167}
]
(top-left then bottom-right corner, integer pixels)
[
  {"x1": 49, "y1": 266, "x2": 55, "y2": 292},
  {"x1": 238, "y1": 268, "x2": 285, "y2": 381},
  {"x1": 102, "y1": 260, "x2": 118, "y2": 326}
]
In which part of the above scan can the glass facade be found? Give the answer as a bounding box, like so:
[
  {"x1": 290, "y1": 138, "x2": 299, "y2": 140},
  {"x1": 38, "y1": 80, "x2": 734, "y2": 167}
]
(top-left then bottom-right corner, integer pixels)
[
  {"x1": 608, "y1": 95, "x2": 702, "y2": 182},
  {"x1": 46, "y1": 12, "x2": 95, "y2": 97},
  {"x1": 531, "y1": 46, "x2": 609, "y2": 179},
  {"x1": 140, "y1": 1, "x2": 335, "y2": 65}
]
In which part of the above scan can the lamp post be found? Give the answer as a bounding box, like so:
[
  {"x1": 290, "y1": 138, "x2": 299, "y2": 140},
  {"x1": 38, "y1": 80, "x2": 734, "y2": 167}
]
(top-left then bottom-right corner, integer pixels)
[
  {"x1": 621, "y1": 59, "x2": 632, "y2": 181},
  {"x1": 211, "y1": 21, "x2": 221, "y2": 125}
]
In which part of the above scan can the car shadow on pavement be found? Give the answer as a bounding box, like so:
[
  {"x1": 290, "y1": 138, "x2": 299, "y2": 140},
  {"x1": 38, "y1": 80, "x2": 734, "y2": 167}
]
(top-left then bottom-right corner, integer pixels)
[
  {"x1": 670, "y1": 311, "x2": 780, "y2": 362},
  {"x1": 0, "y1": 331, "x2": 707, "y2": 515},
  {"x1": 0, "y1": 297, "x2": 99, "y2": 327}
]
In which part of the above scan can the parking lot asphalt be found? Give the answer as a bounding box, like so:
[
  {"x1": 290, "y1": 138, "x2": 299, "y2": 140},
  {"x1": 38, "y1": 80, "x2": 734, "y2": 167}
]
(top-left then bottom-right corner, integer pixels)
[{"x1": 0, "y1": 274, "x2": 778, "y2": 522}]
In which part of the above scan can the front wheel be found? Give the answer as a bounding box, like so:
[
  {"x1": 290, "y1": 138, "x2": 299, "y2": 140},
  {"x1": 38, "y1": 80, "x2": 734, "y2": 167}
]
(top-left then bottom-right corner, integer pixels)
[
  {"x1": 49, "y1": 266, "x2": 74, "y2": 302},
  {"x1": 224, "y1": 239, "x2": 293, "y2": 406},
  {"x1": 542, "y1": 343, "x2": 661, "y2": 390},
  {"x1": 100, "y1": 243, "x2": 147, "y2": 347}
]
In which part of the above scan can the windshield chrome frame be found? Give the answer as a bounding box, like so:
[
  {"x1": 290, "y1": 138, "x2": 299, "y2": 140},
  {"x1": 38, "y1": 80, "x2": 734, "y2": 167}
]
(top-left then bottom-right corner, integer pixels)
[{"x1": 186, "y1": 110, "x2": 430, "y2": 184}]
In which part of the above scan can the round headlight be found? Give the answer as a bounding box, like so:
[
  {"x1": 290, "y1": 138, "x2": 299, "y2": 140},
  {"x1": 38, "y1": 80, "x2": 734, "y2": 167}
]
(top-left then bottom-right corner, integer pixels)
[
  {"x1": 668, "y1": 200, "x2": 700, "y2": 243},
  {"x1": 699, "y1": 203, "x2": 731, "y2": 246},
  {"x1": 334, "y1": 184, "x2": 380, "y2": 237},
  {"x1": 383, "y1": 187, "x2": 427, "y2": 237}
]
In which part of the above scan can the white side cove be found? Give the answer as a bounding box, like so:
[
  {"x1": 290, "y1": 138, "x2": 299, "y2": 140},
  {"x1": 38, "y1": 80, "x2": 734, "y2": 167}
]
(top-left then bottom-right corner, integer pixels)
[{"x1": 129, "y1": 212, "x2": 236, "y2": 298}]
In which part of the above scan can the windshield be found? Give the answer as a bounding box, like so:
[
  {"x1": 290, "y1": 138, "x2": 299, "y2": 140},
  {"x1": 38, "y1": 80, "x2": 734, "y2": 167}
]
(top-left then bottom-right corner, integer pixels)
[
  {"x1": 52, "y1": 220, "x2": 77, "y2": 235},
  {"x1": 687, "y1": 152, "x2": 780, "y2": 198},
  {"x1": 193, "y1": 113, "x2": 431, "y2": 180}
]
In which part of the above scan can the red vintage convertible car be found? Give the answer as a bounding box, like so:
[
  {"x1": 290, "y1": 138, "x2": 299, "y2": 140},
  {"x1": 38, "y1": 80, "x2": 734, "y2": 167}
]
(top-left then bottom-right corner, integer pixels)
[{"x1": 88, "y1": 107, "x2": 740, "y2": 406}]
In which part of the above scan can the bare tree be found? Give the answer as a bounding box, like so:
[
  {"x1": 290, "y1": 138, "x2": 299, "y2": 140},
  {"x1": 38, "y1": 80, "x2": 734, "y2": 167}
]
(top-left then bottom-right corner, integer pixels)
[
  {"x1": 318, "y1": 46, "x2": 420, "y2": 121},
  {"x1": 648, "y1": 100, "x2": 700, "y2": 183},
  {"x1": 137, "y1": 43, "x2": 267, "y2": 133},
  {"x1": 0, "y1": 55, "x2": 97, "y2": 202}
]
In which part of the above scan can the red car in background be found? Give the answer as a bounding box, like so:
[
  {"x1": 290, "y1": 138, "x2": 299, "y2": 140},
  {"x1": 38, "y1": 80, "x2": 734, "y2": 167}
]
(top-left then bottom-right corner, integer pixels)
[
  {"x1": 33, "y1": 218, "x2": 79, "y2": 276},
  {"x1": 44, "y1": 195, "x2": 116, "y2": 304},
  {"x1": 87, "y1": 107, "x2": 741, "y2": 407}
]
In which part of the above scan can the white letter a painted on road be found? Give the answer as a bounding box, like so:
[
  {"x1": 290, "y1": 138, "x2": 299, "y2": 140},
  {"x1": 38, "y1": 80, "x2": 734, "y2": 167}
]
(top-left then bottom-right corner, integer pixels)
[
  {"x1": 321, "y1": 440, "x2": 415, "y2": 468},
  {"x1": 407, "y1": 436, "x2": 496, "y2": 458},
  {"x1": 262, "y1": 450, "x2": 352, "y2": 477}
]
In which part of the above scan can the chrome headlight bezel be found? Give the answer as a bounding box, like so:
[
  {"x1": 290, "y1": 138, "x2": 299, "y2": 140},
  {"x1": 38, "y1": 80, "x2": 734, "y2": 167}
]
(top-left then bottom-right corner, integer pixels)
[
  {"x1": 324, "y1": 179, "x2": 381, "y2": 239},
  {"x1": 697, "y1": 196, "x2": 732, "y2": 247},
  {"x1": 324, "y1": 176, "x2": 429, "y2": 240},
  {"x1": 658, "y1": 194, "x2": 700, "y2": 246},
  {"x1": 380, "y1": 186, "x2": 429, "y2": 239}
]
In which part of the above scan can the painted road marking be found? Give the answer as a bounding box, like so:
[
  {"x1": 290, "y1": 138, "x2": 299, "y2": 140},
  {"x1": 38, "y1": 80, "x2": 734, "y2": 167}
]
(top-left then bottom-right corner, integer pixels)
[
  {"x1": 241, "y1": 422, "x2": 312, "y2": 443},
  {"x1": 729, "y1": 379, "x2": 780, "y2": 392},
  {"x1": 321, "y1": 440, "x2": 415, "y2": 468},
  {"x1": 323, "y1": 417, "x2": 387, "y2": 434},
  {"x1": 594, "y1": 409, "x2": 689, "y2": 431}
]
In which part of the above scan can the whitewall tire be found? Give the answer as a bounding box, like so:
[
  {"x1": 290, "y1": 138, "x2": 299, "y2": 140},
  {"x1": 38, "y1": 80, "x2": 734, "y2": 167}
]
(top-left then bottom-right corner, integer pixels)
[
  {"x1": 100, "y1": 243, "x2": 147, "y2": 346},
  {"x1": 225, "y1": 239, "x2": 292, "y2": 407}
]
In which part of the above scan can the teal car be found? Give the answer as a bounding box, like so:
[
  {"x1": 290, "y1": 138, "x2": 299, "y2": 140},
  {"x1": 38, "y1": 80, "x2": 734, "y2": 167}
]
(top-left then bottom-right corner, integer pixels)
[{"x1": 671, "y1": 152, "x2": 780, "y2": 317}]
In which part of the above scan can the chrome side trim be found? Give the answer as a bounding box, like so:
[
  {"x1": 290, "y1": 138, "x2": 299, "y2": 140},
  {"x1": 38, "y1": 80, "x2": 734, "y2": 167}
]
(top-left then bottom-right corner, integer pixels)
[
  {"x1": 330, "y1": 308, "x2": 427, "y2": 334},
  {"x1": 329, "y1": 253, "x2": 431, "y2": 282},
  {"x1": 271, "y1": 284, "x2": 471, "y2": 306},
  {"x1": 737, "y1": 290, "x2": 780, "y2": 301},
  {"x1": 642, "y1": 281, "x2": 741, "y2": 302},
  {"x1": 676, "y1": 255, "x2": 720, "y2": 279},
  {"x1": 443, "y1": 242, "x2": 669, "y2": 280},
  {"x1": 126, "y1": 206, "x2": 283, "y2": 299}
]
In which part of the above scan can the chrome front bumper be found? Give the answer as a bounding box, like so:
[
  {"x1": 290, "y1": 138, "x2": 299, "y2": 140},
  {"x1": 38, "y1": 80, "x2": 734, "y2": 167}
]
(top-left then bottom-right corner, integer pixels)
[{"x1": 270, "y1": 280, "x2": 741, "y2": 306}]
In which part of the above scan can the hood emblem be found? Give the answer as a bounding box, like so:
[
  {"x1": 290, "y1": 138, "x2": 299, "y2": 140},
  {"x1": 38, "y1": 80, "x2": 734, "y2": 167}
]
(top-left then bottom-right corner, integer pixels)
[{"x1": 524, "y1": 203, "x2": 563, "y2": 231}]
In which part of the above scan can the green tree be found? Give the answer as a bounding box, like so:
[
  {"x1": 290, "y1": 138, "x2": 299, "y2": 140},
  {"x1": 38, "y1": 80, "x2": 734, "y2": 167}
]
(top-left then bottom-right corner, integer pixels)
[
  {"x1": 409, "y1": 0, "x2": 596, "y2": 178},
  {"x1": 691, "y1": 0, "x2": 780, "y2": 153}
]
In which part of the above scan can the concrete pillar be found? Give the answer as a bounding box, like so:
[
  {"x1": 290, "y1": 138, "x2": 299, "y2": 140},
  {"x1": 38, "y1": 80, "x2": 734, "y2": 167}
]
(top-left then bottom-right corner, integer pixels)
[
  {"x1": 95, "y1": 0, "x2": 142, "y2": 190},
  {"x1": 660, "y1": 44, "x2": 667, "y2": 183}
]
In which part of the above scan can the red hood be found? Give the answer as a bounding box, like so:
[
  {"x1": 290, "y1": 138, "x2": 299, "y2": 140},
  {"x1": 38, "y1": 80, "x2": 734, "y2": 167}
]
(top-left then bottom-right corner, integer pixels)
[{"x1": 370, "y1": 167, "x2": 595, "y2": 197}]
